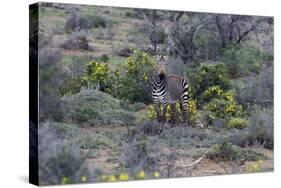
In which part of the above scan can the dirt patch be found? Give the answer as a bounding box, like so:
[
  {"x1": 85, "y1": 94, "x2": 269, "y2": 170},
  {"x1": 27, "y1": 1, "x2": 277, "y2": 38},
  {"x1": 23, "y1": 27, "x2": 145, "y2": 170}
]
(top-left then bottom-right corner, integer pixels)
[
  {"x1": 86, "y1": 149, "x2": 119, "y2": 174},
  {"x1": 158, "y1": 146, "x2": 273, "y2": 177}
]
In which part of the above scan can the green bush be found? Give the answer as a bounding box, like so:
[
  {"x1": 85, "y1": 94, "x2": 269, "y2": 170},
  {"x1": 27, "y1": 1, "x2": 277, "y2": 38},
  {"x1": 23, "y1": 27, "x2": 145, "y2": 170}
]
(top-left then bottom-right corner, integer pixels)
[
  {"x1": 65, "y1": 13, "x2": 107, "y2": 32},
  {"x1": 221, "y1": 46, "x2": 269, "y2": 78},
  {"x1": 96, "y1": 54, "x2": 110, "y2": 62},
  {"x1": 60, "y1": 77, "x2": 87, "y2": 96},
  {"x1": 120, "y1": 101, "x2": 146, "y2": 112},
  {"x1": 75, "y1": 105, "x2": 100, "y2": 123},
  {"x1": 62, "y1": 88, "x2": 135, "y2": 126},
  {"x1": 149, "y1": 27, "x2": 166, "y2": 47},
  {"x1": 61, "y1": 51, "x2": 158, "y2": 104},
  {"x1": 227, "y1": 117, "x2": 248, "y2": 129},
  {"x1": 61, "y1": 59, "x2": 122, "y2": 98},
  {"x1": 201, "y1": 85, "x2": 224, "y2": 103},
  {"x1": 188, "y1": 63, "x2": 231, "y2": 102},
  {"x1": 247, "y1": 106, "x2": 273, "y2": 149},
  {"x1": 38, "y1": 123, "x2": 91, "y2": 185},
  {"x1": 202, "y1": 86, "x2": 245, "y2": 125},
  {"x1": 207, "y1": 142, "x2": 266, "y2": 161},
  {"x1": 216, "y1": 107, "x2": 273, "y2": 149},
  {"x1": 39, "y1": 48, "x2": 66, "y2": 122},
  {"x1": 83, "y1": 61, "x2": 121, "y2": 96},
  {"x1": 195, "y1": 31, "x2": 220, "y2": 60},
  {"x1": 60, "y1": 32, "x2": 93, "y2": 51},
  {"x1": 86, "y1": 14, "x2": 107, "y2": 28},
  {"x1": 48, "y1": 122, "x2": 80, "y2": 139},
  {"x1": 144, "y1": 99, "x2": 198, "y2": 126},
  {"x1": 160, "y1": 126, "x2": 216, "y2": 148},
  {"x1": 119, "y1": 50, "x2": 157, "y2": 103},
  {"x1": 121, "y1": 135, "x2": 161, "y2": 174},
  {"x1": 76, "y1": 133, "x2": 115, "y2": 150},
  {"x1": 220, "y1": 129, "x2": 250, "y2": 147},
  {"x1": 233, "y1": 66, "x2": 273, "y2": 109}
]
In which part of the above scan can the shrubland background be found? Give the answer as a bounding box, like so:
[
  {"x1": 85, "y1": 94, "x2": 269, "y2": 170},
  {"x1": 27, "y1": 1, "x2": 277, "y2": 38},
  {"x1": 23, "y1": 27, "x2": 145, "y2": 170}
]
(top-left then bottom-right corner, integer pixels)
[{"x1": 31, "y1": 2, "x2": 273, "y2": 185}]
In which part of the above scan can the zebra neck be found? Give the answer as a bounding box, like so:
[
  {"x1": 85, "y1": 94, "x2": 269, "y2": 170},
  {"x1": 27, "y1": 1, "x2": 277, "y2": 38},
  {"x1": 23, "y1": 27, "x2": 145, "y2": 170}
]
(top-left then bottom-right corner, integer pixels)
[
  {"x1": 154, "y1": 72, "x2": 165, "y2": 83},
  {"x1": 159, "y1": 73, "x2": 166, "y2": 81},
  {"x1": 154, "y1": 74, "x2": 166, "y2": 89}
]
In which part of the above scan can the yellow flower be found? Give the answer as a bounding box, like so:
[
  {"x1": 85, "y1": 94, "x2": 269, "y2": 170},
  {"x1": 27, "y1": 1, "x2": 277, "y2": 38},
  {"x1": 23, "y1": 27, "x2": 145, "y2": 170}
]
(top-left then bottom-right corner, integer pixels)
[
  {"x1": 101, "y1": 175, "x2": 107, "y2": 181},
  {"x1": 145, "y1": 105, "x2": 157, "y2": 120},
  {"x1": 246, "y1": 160, "x2": 263, "y2": 173},
  {"x1": 226, "y1": 104, "x2": 235, "y2": 112},
  {"x1": 81, "y1": 175, "x2": 87, "y2": 182},
  {"x1": 143, "y1": 73, "x2": 148, "y2": 82},
  {"x1": 107, "y1": 175, "x2": 116, "y2": 182},
  {"x1": 136, "y1": 170, "x2": 145, "y2": 179},
  {"x1": 119, "y1": 172, "x2": 129, "y2": 181},
  {"x1": 61, "y1": 177, "x2": 69, "y2": 185},
  {"x1": 153, "y1": 172, "x2": 161, "y2": 178},
  {"x1": 114, "y1": 68, "x2": 120, "y2": 77}
]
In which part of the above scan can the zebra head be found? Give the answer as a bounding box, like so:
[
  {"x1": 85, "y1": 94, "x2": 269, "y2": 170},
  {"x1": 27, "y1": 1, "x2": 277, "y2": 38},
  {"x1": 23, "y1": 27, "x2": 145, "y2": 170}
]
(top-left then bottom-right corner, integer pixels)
[
  {"x1": 156, "y1": 47, "x2": 169, "y2": 77},
  {"x1": 156, "y1": 54, "x2": 168, "y2": 75}
]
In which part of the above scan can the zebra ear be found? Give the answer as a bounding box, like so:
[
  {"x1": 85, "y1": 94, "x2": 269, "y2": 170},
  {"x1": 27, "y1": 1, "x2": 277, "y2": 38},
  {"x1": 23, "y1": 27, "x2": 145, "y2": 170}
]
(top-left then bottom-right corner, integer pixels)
[
  {"x1": 156, "y1": 54, "x2": 161, "y2": 61},
  {"x1": 166, "y1": 46, "x2": 170, "y2": 54},
  {"x1": 156, "y1": 46, "x2": 160, "y2": 55},
  {"x1": 163, "y1": 55, "x2": 168, "y2": 62}
]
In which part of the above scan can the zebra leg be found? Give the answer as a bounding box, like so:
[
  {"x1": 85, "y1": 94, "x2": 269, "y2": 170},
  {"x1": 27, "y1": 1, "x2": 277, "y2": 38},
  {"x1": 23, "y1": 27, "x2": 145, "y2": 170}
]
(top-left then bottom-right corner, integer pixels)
[
  {"x1": 154, "y1": 101, "x2": 161, "y2": 122},
  {"x1": 179, "y1": 102, "x2": 186, "y2": 125},
  {"x1": 170, "y1": 103, "x2": 177, "y2": 125},
  {"x1": 162, "y1": 101, "x2": 168, "y2": 123},
  {"x1": 181, "y1": 100, "x2": 189, "y2": 126}
]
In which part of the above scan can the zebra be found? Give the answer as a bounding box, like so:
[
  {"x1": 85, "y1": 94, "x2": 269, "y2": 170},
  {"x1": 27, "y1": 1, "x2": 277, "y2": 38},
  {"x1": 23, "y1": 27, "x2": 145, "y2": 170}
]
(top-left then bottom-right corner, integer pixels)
[{"x1": 152, "y1": 53, "x2": 189, "y2": 126}]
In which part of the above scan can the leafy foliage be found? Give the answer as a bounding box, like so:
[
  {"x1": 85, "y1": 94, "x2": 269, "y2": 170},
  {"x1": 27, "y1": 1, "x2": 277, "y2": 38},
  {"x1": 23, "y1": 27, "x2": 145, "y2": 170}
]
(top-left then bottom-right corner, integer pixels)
[
  {"x1": 119, "y1": 50, "x2": 157, "y2": 103},
  {"x1": 65, "y1": 13, "x2": 107, "y2": 32},
  {"x1": 247, "y1": 106, "x2": 273, "y2": 149},
  {"x1": 38, "y1": 122, "x2": 91, "y2": 185},
  {"x1": 233, "y1": 66, "x2": 273, "y2": 109},
  {"x1": 207, "y1": 142, "x2": 266, "y2": 161},
  {"x1": 202, "y1": 86, "x2": 245, "y2": 125},
  {"x1": 188, "y1": 63, "x2": 231, "y2": 102},
  {"x1": 60, "y1": 77, "x2": 87, "y2": 96},
  {"x1": 62, "y1": 88, "x2": 135, "y2": 126},
  {"x1": 227, "y1": 117, "x2": 248, "y2": 129},
  {"x1": 148, "y1": 26, "x2": 166, "y2": 50},
  {"x1": 37, "y1": 6, "x2": 273, "y2": 184},
  {"x1": 221, "y1": 46, "x2": 270, "y2": 78},
  {"x1": 83, "y1": 61, "x2": 121, "y2": 96},
  {"x1": 76, "y1": 133, "x2": 115, "y2": 150},
  {"x1": 84, "y1": 61, "x2": 111, "y2": 90},
  {"x1": 144, "y1": 99, "x2": 198, "y2": 126},
  {"x1": 39, "y1": 48, "x2": 66, "y2": 121},
  {"x1": 121, "y1": 135, "x2": 161, "y2": 174}
]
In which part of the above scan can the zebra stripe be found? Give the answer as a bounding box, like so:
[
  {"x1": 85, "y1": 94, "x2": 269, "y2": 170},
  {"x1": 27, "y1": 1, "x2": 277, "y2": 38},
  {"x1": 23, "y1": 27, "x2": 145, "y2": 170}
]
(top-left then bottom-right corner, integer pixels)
[{"x1": 152, "y1": 74, "x2": 189, "y2": 125}]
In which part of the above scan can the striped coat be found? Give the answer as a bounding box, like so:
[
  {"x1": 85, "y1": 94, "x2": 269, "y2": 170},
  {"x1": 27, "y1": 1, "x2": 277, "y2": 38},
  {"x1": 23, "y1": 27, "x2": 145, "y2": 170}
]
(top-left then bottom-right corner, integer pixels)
[{"x1": 152, "y1": 72, "x2": 189, "y2": 125}]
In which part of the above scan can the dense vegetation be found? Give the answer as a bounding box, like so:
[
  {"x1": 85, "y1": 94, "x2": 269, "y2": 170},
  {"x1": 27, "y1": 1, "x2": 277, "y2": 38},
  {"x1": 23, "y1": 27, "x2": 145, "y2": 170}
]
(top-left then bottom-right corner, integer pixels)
[{"x1": 36, "y1": 3, "x2": 273, "y2": 185}]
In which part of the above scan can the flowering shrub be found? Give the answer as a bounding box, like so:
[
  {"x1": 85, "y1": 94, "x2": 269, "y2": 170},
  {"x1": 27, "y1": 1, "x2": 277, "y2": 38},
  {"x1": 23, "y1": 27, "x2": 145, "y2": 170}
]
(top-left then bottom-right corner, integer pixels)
[
  {"x1": 145, "y1": 99, "x2": 198, "y2": 125},
  {"x1": 188, "y1": 63, "x2": 231, "y2": 102},
  {"x1": 60, "y1": 51, "x2": 157, "y2": 104},
  {"x1": 202, "y1": 85, "x2": 224, "y2": 102},
  {"x1": 119, "y1": 50, "x2": 157, "y2": 103},
  {"x1": 203, "y1": 85, "x2": 245, "y2": 125},
  {"x1": 82, "y1": 61, "x2": 121, "y2": 97},
  {"x1": 145, "y1": 105, "x2": 157, "y2": 120},
  {"x1": 99, "y1": 170, "x2": 160, "y2": 182},
  {"x1": 60, "y1": 77, "x2": 87, "y2": 96},
  {"x1": 136, "y1": 170, "x2": 146, "y2": 179},
  {"x1": 84, "y1": 61, "x2": 111, "y2": 90}
]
